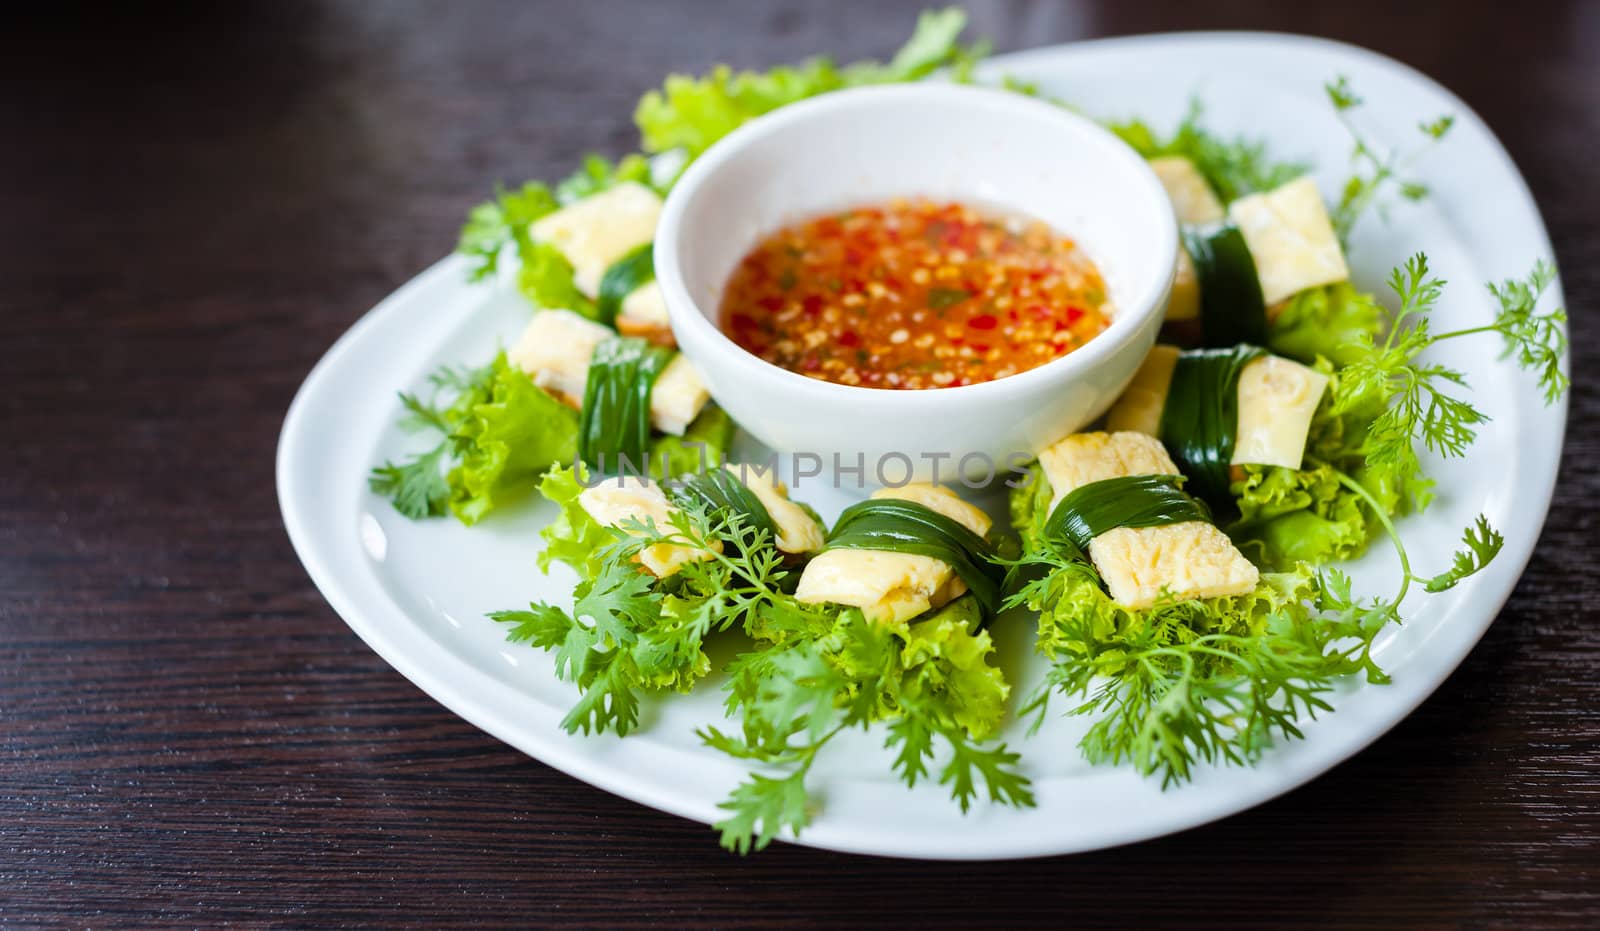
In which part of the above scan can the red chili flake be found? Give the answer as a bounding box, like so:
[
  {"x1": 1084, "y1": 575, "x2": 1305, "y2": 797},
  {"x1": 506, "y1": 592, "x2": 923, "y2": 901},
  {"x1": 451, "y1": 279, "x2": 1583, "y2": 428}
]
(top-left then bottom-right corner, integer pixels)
[
  {"x1": 971, "y1": 343, "x2": 990, "y2": 353},
  {"x1": 802, "y1": 356, "x2": 821, "y2": 372},
  {"x1": 802, "y1": 295, "x2": 824, "y2": 315},
  {"x1": 1028, "y1": 305, "x2": 1049, "y2": 321},
  {"x1": 1066, "y1": 307, "x2": 1085, "y2": 324},
  {"x1": 969, "y1": 314, "x2": 998, "y2": 330},
  {"x1": 837, "y1": 331, "x2": 860, "y2": 347},
  {"x1": 758, "y1": 296, "x2": 783, "y2": 312}
]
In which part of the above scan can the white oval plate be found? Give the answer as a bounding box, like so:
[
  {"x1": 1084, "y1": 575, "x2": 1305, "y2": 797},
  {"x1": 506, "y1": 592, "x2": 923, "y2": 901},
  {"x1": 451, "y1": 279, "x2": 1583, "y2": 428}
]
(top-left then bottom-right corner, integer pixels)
[{"x1": 278, "y1": 33, "x2": 1566, "y2": 859}]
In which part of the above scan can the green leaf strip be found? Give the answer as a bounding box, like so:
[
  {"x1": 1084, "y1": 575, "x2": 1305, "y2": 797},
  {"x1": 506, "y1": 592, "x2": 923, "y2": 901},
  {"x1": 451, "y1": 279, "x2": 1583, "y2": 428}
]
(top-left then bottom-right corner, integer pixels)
[
  {"x1": 1042, "y1": 474, "x2": 1212, "y2": 555},
  {"x1": 823, "y1": 498, "x2": 1002, "y2": 617},
  {"x1": 578, "y1": 336, "x2": 675, "y2": 472},
  {"x1": 671, "y1": 468, "x2": 777, "y2": 541},
  {"x1": 1184, "y1": 222, "x2": 1268, "y2": 348},
  {"x1": 1158, "y1": 344, "x2": 1267, "y2": 513},
  {"x1": 596, "y1": 242, "x2": 656, "y2": 328}
]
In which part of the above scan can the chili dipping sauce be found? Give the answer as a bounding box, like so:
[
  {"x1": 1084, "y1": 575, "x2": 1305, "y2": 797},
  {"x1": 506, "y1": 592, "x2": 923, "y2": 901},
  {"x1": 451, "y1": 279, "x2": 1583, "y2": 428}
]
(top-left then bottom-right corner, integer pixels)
[{"x1": 719, "y1": 199, "x2": 1111, "y2": 389}]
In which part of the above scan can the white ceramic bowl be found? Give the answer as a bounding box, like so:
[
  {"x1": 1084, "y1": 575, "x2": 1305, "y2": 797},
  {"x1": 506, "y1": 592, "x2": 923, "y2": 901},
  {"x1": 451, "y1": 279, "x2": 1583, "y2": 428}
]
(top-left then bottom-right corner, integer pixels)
[{"x1": 656, "y1": 83, "x2": 1176, "y2": 485}]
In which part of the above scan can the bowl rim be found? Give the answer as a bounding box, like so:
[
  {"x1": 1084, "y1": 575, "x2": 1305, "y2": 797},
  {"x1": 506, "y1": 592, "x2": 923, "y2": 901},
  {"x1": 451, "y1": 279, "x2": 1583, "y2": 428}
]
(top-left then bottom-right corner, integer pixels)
[{"x1": 655, "y1": 81, "x2": 1178, "y2": 406}]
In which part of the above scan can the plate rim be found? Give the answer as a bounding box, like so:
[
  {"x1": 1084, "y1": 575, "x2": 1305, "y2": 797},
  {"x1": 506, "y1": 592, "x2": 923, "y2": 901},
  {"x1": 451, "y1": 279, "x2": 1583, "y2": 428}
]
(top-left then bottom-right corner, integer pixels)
[{"x1": 277, "y1": 29, "x2": 1568, "y2": 860}]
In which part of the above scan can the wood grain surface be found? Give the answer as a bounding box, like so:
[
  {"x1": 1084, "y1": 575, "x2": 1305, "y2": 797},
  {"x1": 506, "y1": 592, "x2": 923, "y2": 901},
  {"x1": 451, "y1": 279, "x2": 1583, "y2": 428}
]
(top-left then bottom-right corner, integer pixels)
[{"x1": 2, "y1": 1, "x2": 1596, "y2": 927}]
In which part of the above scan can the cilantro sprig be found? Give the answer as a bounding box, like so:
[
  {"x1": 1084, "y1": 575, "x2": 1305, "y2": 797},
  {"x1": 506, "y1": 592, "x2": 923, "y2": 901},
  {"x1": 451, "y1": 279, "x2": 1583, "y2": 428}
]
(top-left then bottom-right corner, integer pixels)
[
  {"x1": 1325, "y1": 75, "x2": 1455, "y2": 245},
  {"x1": 368, "y1": 360, "x2": 497, "y2": 519},
  {"x1": 1109, "y1": 98, "x2": 1309, "y2": 204},
  {"x1": 494, "y1": 482, "x2": 802, "y2": 738},
  {"x1": 704, "y1": 600, "x2": 1031, "y2": 854},
  {"x1": 1333, "y1": 254, "x2": 1568, "y2": 490},
  {"x1": 1008, "y1": 249, "x2": 1565, "y2": 787}
]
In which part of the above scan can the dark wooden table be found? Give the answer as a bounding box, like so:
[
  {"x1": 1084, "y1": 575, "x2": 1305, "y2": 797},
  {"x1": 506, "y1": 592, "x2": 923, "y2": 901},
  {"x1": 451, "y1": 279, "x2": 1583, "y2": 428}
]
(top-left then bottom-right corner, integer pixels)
[{"x1": 4, "y1": 1, "x2": 1595, "y2": 926}]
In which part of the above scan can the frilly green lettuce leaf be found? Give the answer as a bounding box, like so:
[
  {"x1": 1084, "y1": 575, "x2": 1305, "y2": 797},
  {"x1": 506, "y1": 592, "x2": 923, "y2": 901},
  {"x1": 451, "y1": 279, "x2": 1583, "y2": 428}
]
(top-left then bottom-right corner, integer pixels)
[
  {"x1": 1269, "y1": 282, "x2": 1385, "y2": 367},
  {"x1": 535, "y1": 463, "x2": 615, "y2": 578},
  {"x1": 1008, "y1": 462, "x2": 1054, "y2": 553},
  {"x1": 1225, "y1": 355, "x2": 1430, "y2": 569},
  {"x1": 788, "y1": 596, "x2": 1008, "y2": 739},
  {"x1": 445, "y1": 361, "x2": 736, "y2": 527},
  {"x1": 897, "y1": 597, "x2": 1009, "y2": 739},
  {"x1": 459, "y1": 155, "x2": 657, "y2": 317},
  {"x1": 733, "y1": 594, "x2": 1008, "y2": 746},
  {"x1": 554, "y1": 153, "x2": 654, "y2": 204},
  {"x1": 634, "y1": 8, "x2": 976, "y2": 162},
  {"x1": 517, "y1": 244, "x2": 595, "y2": 318},
  {"x1": 1018, "y1": 560, "x2": 1377, "y2": 784},
  {"x1": 1229, "y1": 465, "x2": 1368, "y2": 570},
  {"x1": 457, "y1": 182, "x2": 559, "y2": 282},
  {"x1": 1025, "y1": 562, "x2": 1319, "y2": 669},
  {"x1": 448, "y1": 357, "x2": 579, "y2": 524}
]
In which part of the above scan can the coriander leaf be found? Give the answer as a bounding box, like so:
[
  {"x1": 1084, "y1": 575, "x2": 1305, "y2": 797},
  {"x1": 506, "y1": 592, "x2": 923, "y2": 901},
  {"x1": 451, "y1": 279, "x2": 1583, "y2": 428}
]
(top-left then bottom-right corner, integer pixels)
[
  {"x1": 551, "y1": 619, "x2": 601, "y2": 685},
  {"x1": 427, "y1": 361, "x2": 497, "y2": 394},
  {"x1": 1423, "y1": 515, "x2": 1504, "y2": 593},
  {"x1": 937, "y1": 725, "x2": 1034, "y2": 812},
  {"x1": 397, "y1": 391, "x2": 452, "y2": 434},
  {"x1": 1109, "y1": 97, "x2": 1309, "y2": 203},
  {"x1": 1324, "y1": 75, "x2": 1362, "y2": 111},
  {"x1": 490, "y1": 603, "x2": 573, "y2": 650},
  {"x1": 879, "y1": 6, "x2": 970, "y2": 78},
  {"x1": 1420, "y1": 115, "x2": 1455, "y2": 139},
  {"x1": 369, "y1": 442, "x2": 451, "y2": 519},
  {"x1": 460, "y1": 155, "x2": 651, "y2": 313},
  {"x1": 457, "y1": 182, "x2": 560, "y2": 281},
  {"x1": 561, "y1": 656, "x2": 642, "y2": 737},
  {"x1": 500, "y1": 467, "x2": 820, "y2": 744},
  {"x1": 371, "y1": 359, "x2": 502, "y2": 521},
  {"x1": 572, "y1": 556, "x2": 661, "y2": 646},
  {"x1": 1017, "y1": 560, "x2": 1356, "y2": 787},
  {"x1": 697, "y1": 726, "x2": 786, "y2": 762},
  {"x1": 714, "y1": 769, "x2": 811, "y2": 854},
  {"x1": 884, "y1": 715, "x2": 936, "y2": 788},
  {"x1": 1325, "y1": 75, "x2": 1453, "y2": 245},
  {"x1": 631, "y1": 595, "x2": 716, "y2": 688},
  {"x1": 1313, "y1": 567, "x2": 1398, "y2": 685},
  {"x1": 1485, "y1": 259, "x2": 1569, "y2": 403},
  {"x1": 744, "y1": 644, "x2": 848, "y2": 747},
  {"x1": 1331, "y1": 254, "x2": 1484, "y2": 484}
]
